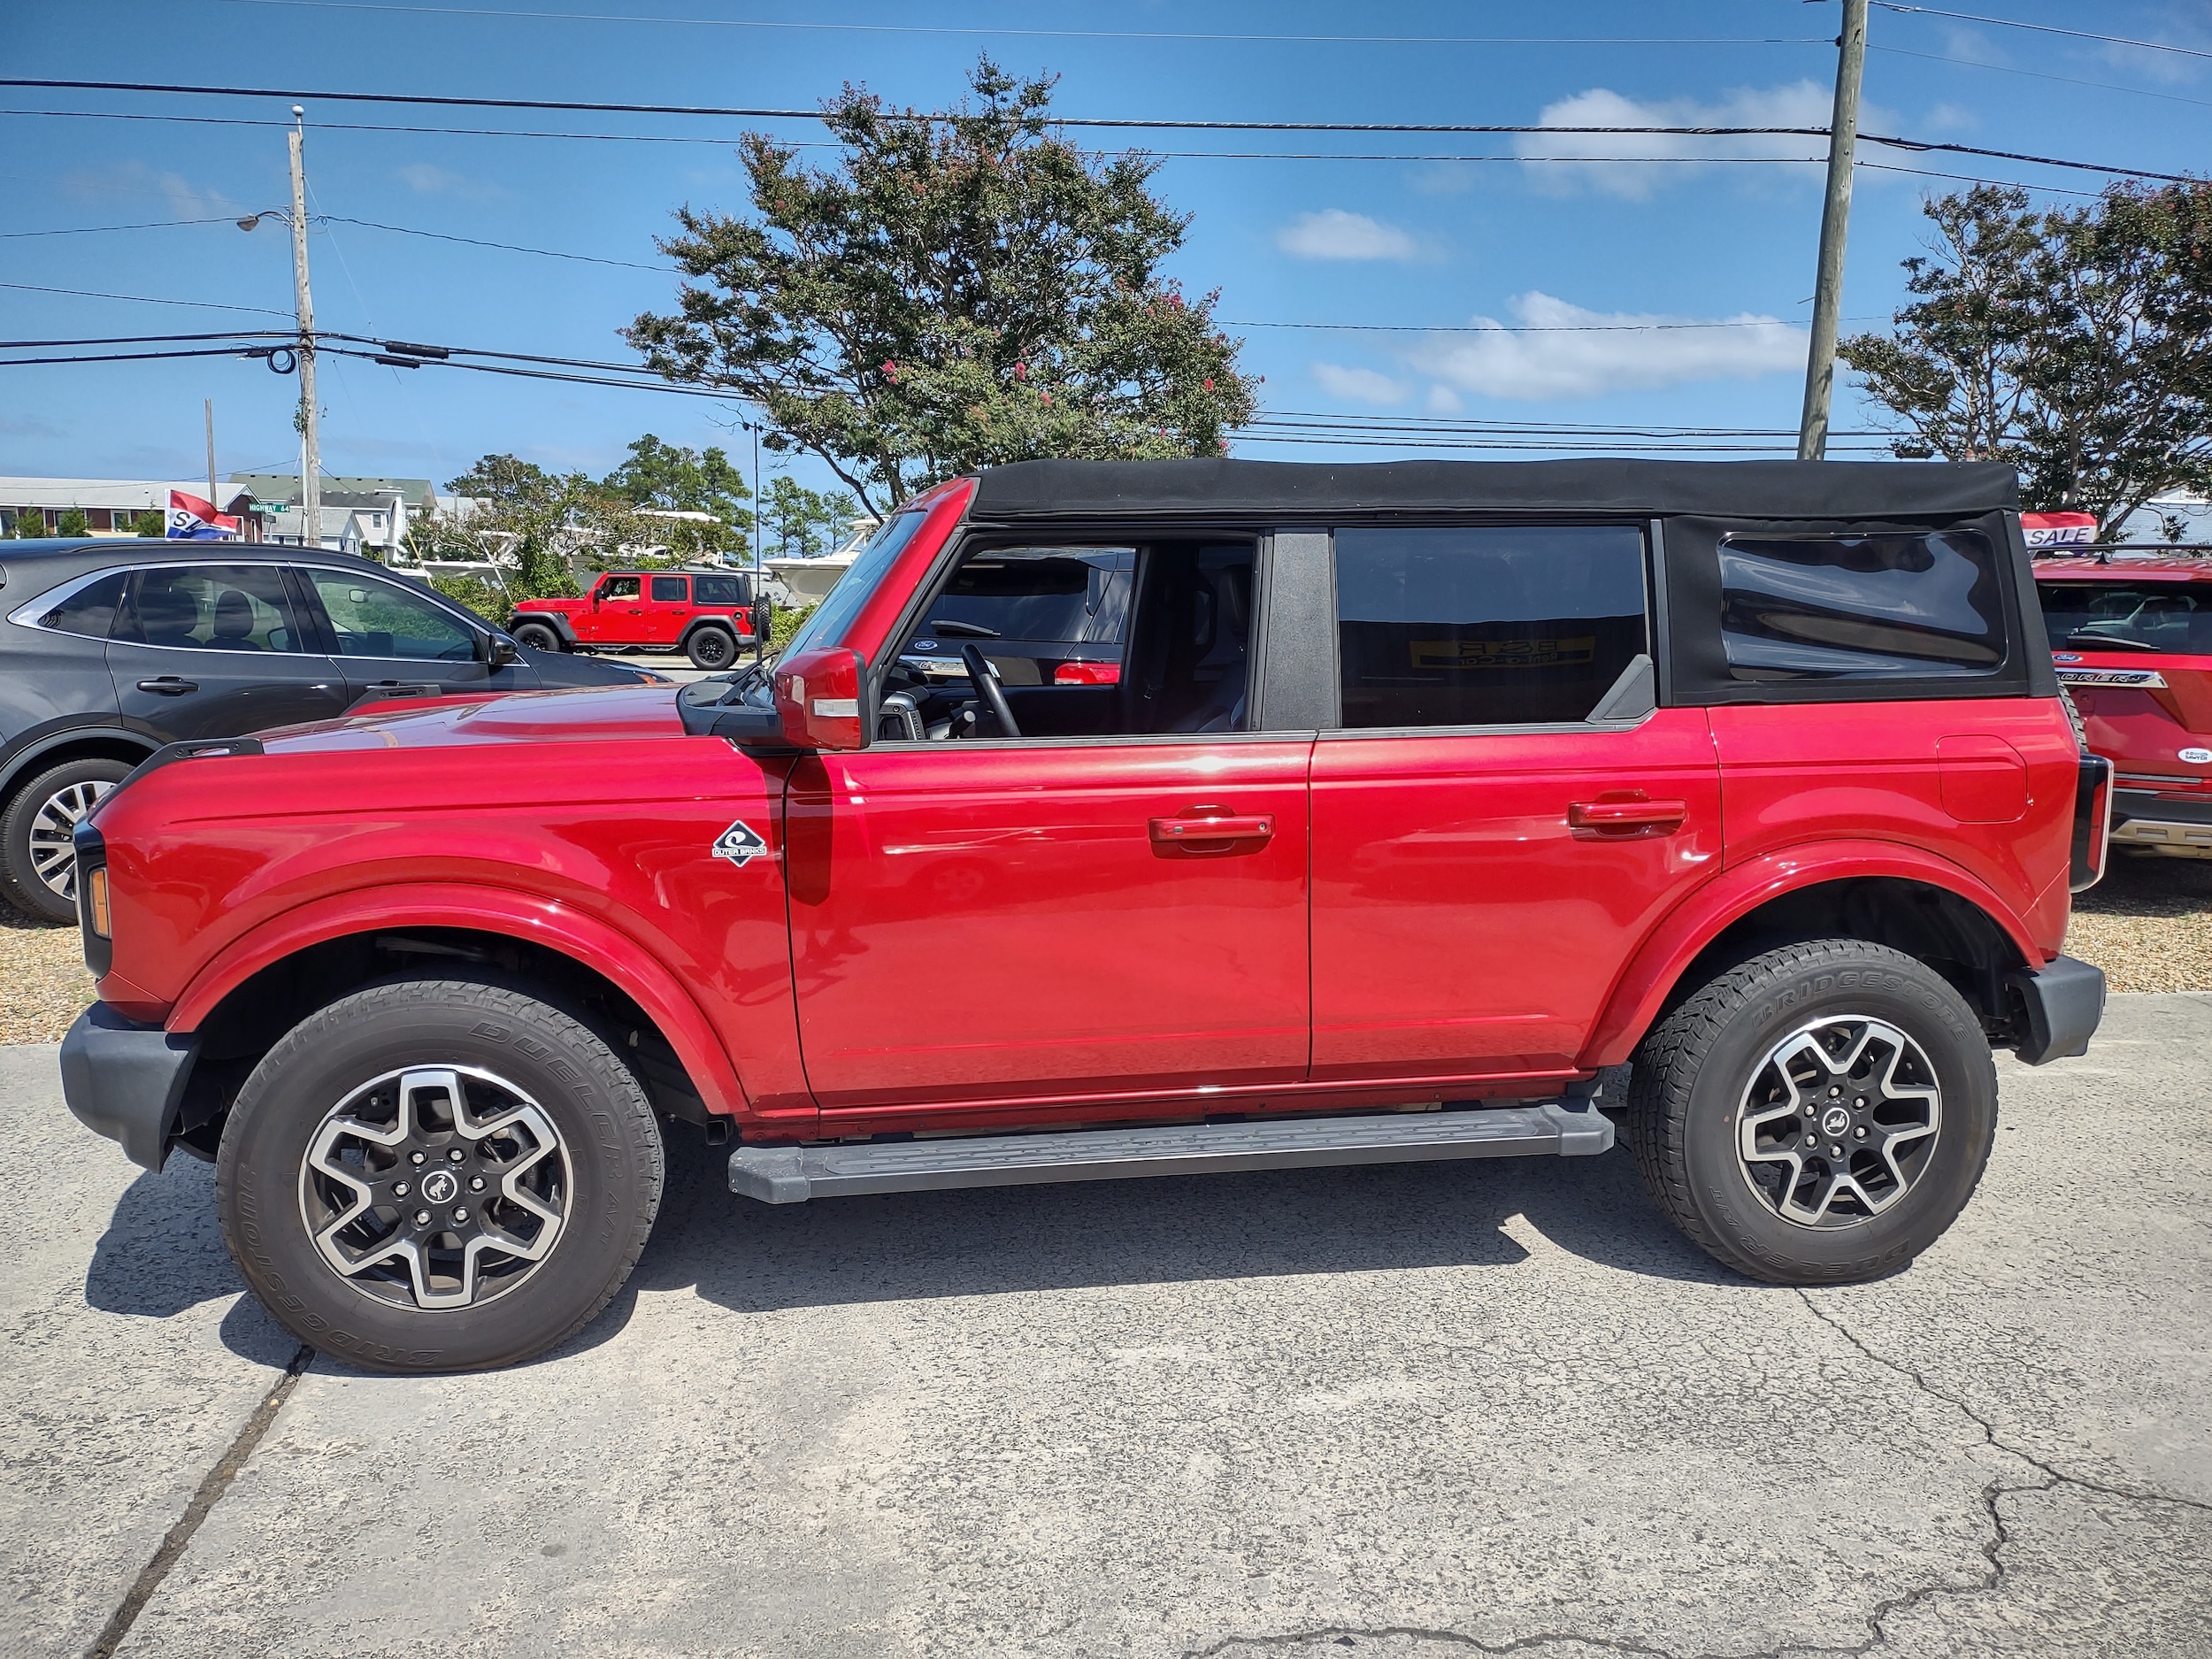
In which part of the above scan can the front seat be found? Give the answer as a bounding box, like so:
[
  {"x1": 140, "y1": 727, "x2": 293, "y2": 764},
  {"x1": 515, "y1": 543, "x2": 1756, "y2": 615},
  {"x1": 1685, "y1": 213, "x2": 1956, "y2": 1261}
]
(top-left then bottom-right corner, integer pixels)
[
  {"x1": 206, "y1": 588, "x2": 263, "y2": 650},
  {"x1": 134, "y1": 577, "x2": 202, "y2": 648}
]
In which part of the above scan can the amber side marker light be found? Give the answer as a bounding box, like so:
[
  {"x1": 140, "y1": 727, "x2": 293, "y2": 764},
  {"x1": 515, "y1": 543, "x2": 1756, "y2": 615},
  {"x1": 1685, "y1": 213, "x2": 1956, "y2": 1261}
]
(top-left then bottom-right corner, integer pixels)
[{"x1": 86, "y1": 866, "x2": 111, "y2": 939}]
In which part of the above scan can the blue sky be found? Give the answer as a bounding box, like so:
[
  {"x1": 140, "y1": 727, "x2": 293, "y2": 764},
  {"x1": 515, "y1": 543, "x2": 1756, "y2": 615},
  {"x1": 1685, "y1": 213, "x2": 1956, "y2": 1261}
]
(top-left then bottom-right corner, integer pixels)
[{"x1": 4, "y1": 0, "x2": 2210, "y2": 501}]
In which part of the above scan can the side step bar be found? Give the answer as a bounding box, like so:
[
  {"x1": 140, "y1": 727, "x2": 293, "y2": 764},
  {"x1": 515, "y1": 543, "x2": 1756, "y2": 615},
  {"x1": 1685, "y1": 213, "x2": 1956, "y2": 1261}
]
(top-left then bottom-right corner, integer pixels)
[{"x1": 729, "y1": 1102, "x2": 1613, "y2": 1205}]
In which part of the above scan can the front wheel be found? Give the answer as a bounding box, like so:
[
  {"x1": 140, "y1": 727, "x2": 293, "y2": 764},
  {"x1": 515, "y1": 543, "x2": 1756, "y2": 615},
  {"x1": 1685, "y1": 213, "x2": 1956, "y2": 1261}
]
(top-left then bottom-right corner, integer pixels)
[
  {"x1": 1625, "y1": 939, "x2": 1998, "y2": 1285},
  {"x1": 1, "y1": 757, "x2": 133, "y2": 924},
  {"x1": 511, "y1": 620, "x2": 562, "y2": 654},
  {"x1": 217, "y1": 979, "x2": 664, "y2": 1373},
  {"x1": 686, "y1": 625, "x2": 736, "y2": 671}
]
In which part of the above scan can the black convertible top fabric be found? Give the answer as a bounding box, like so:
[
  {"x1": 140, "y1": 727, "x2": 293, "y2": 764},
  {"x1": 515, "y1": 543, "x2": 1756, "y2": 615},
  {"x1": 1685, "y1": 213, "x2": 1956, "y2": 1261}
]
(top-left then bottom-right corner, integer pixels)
[{"x1": 968, "y1": 457, "x2": 2019, "y2": 522}]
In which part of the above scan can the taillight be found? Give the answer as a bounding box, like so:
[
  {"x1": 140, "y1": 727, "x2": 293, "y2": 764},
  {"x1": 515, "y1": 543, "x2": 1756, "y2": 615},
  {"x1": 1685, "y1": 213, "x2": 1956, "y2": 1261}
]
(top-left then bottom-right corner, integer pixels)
[
  {"x1": 1054, "y1": 661, "x2": 1120, "y2": 686},
  {"x1": 2070, "y1": 754, "x2": 2113, "y2": 893}
]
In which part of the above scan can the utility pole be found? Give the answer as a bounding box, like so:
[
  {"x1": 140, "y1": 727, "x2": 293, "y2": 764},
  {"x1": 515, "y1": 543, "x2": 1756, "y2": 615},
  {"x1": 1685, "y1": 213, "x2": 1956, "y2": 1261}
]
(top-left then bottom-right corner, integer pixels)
[
  {"x1": 204, "y1": 398, "x2": 217, "y2": 511},
  {"x1": 1797, "y1": 0, "x2": 1868, "y2": 462},
  {"x1": 288, "y1": 105, "x2": 322, "y2": 548}
]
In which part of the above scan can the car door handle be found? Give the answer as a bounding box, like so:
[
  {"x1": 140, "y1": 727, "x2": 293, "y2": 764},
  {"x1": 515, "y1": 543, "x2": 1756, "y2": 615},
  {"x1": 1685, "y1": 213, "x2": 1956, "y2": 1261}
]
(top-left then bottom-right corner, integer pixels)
[
  {"x1": 1150, "y1": 813, "x2": 1273, "y2": 843},
  {"x1": 136, "y1": 677, "x2": 198, "y2": 695},
  {"x1": 1568, "y1": 796, "x2": 1688, "y2": 833}
]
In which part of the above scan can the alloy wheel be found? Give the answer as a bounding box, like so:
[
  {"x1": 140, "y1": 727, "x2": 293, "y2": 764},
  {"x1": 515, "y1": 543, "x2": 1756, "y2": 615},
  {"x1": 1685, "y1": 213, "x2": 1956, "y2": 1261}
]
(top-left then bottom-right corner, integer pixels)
[
  {"x1": 298, "y1": 1065, "x2": 572, "y2": 1310},
  {"x1": 1734, "y1": 1015, "x2": 1942, "y2": 1228},
  {"x1": 28, "y1": 779, "x2": 114, "y2": 902}
]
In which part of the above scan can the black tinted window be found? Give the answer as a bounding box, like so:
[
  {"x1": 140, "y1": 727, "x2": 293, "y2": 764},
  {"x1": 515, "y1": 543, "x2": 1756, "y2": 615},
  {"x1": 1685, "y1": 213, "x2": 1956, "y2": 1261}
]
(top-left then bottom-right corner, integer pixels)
[
  {"x1": 693, "y1": 574, "x2": 749, "y2": 606},
  {"x1": 36, "y1": 571, "x2": 129, "y2": 639},
  {"x1": 600, "y1": 575, "x2": 640, "y2": 600},
  {"x1": 1334, "y1": 526, "x2": 1648, "y2": 727},
  {"x1": 1720, "y1": 531, "x2": 2003, "y2": 680},
  {"x1": 2039, "y1": 579, "x2": 2212, "y2": 655},
  {"x1": 650, "y1": 575, "x2": 688, "y2": 603},
  {"x1": 119, "y1": 565, "x2": 303, "y2": 652}
]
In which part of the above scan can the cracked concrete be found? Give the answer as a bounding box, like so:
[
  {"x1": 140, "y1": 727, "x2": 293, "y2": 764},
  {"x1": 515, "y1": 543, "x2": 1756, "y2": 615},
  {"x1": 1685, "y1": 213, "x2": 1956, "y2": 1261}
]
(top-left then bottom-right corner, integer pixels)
[{"x1": 2, "y1": 995, "x2": 2207, "y2": 1658}]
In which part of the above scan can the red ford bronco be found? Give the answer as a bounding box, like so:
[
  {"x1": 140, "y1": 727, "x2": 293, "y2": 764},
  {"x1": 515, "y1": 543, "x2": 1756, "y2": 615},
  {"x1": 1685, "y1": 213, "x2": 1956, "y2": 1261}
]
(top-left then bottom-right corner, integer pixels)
[
  {"x1": 2025, "y1": 513, "x2": 2212, "y2": 862},
  {"x1": 61, "y1": 459, "x2": 2111, "y2": 1374},
  {"x1": 508, "y1": 566, "x2": 768, "y2": 670}
]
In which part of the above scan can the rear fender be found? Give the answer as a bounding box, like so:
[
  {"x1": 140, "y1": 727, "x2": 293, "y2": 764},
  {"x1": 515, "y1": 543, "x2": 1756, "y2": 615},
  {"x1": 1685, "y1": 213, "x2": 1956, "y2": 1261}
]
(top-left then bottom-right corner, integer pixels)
[
  {"x1": 165, "y1": 882, "x2": 749, "y2": 1118},
  {"x1": 1583, "y1": 839, "x2": 2043, "y2": 1067}
]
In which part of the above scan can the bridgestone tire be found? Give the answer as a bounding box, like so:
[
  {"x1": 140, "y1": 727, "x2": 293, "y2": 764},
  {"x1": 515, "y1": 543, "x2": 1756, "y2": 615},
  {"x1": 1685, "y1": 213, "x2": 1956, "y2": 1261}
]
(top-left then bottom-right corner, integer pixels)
[
  {"x1": 512, "y1": 621, "x2": 563, "y2": 654},
  {"x1": 1624, "y1": 940, "x2": 1998, "y2": 1286},
  {"x1": 1, "y1": 756, "x2": 133, "y2": 925},
  {"x1": 217, "y1": 978, "x2": 664, "y2": 1373},
  {"x1": 686, "y1": 625, "x2": 736, "y2": 670}
]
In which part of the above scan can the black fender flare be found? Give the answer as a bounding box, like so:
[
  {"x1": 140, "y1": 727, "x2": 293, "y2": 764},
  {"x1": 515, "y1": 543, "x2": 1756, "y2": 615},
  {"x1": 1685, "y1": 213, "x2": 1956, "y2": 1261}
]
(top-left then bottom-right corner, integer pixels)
[
  {"x1": 679, "y1": 614, "x2": 749, "y2": 649},
  {"x1": 0, "y1": 722, "x2": 160, "y2": 807},
  {"x1": 509, "y1": 610, "x2": 579, "y2": 647}
]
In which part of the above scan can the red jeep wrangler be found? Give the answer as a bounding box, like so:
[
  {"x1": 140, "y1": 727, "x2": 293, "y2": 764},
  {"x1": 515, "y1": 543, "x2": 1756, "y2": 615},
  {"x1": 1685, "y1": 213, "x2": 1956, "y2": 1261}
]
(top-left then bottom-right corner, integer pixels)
[
  {"x1": 508, "y1": 567, "x2": 768, "y2": 670},
  {"x1": 61, "y1": 460, "x2": 2112, "y2": 1373},
  {"x1": 2026, "y1": 513, "x2": 2212, "y2": 861}
]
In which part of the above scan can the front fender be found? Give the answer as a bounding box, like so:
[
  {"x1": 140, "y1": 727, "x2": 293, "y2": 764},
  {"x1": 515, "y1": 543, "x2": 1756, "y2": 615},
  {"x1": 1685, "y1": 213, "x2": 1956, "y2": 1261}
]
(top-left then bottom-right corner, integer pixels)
[
  {"x1": 511, "y1": 610, "x2": 580, "y2": 646},
  {"x1": 165, "y1": 881, "x2": 749, "y2": 1120},
  {"x1": 1581, "y1": 839, "x2": 2044, "y2": 1068}
]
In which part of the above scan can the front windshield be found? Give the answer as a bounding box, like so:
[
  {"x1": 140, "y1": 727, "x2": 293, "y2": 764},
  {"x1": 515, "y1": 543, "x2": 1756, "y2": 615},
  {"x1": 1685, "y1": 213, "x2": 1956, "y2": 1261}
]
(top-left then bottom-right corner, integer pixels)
[{"x1": 779, "y1": 510, "x2": 926, "y2": 660}]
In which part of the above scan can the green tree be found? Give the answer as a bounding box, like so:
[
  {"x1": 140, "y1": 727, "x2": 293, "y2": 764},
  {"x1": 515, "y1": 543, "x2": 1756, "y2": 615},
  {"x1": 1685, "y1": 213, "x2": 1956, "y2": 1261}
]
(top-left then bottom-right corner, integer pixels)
[
  {"x1": 132, "y1": 509, "x2": 165, "y2": 538},
  {"x1": 54, "y1": 506, "x2": 91, "y2": 538},
  {"x1": 626, "y1": 58, "x2": 1258, "y2": 515},
  {"x1": 762, "y1": 474, "x2": 860, "y2": 559},
  {"x1": 1841, "y1": 181, "x2": 2212, "y2": 536},
  {"x1": 447, "y1": 453, "x2": 556, "y2": 506},
  {"x1": 600, "y1": 434, "x2": 753, "y2": 562},
  {"x1": 9, "y1": 508, "x2": 43, "y2": 537}
]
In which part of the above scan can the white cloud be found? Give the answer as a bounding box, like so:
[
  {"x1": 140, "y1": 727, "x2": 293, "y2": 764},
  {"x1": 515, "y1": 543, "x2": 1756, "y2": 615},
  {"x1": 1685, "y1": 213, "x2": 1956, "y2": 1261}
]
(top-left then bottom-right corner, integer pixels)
[
  {"x1": 1414, "y1": 291, "x2": 1806, "y2": 403},
  {"x1": 1313, "y1": 362, "x2": 1409, "y2": 403},
  {"x1": 1514, "y1": 81, "x2": 1897, "y2": 200},
  {"x1": 1425, "y1": 384, "x2": 1464, "y2": 415},
  {"x1": 59, "y1": 160, "x2": 239, "y2": 221},
  {"x1": 1276, "y1": 209, "x2": 1418, "y2": 261},
  {"x1": 399, "y1": 163, "x2": 499, "y2": 201}
]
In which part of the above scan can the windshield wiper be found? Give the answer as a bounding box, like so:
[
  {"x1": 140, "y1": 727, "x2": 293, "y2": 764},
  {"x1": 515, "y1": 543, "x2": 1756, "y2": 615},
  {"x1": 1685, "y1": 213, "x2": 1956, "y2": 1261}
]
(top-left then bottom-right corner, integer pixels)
[
  {"x1": 925, "y1": 618, "x2": 1001, "y2": 639},
  {"x1": 2057, "y1": 629, "x2": 2162, "y2": 653}
]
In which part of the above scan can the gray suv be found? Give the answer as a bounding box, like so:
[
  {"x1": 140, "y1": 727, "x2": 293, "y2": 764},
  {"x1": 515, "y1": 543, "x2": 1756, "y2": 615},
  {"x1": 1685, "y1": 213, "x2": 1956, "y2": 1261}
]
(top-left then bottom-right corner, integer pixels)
[{"x1": 0, "y1": 538, "x2": 660, "y2": 923}]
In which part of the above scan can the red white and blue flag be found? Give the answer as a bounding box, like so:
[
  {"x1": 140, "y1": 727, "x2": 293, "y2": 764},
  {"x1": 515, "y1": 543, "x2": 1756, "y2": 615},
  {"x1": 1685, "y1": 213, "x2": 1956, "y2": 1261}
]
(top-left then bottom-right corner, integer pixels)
[{"x1": 166, "y1": 488, "x2": 240, "y2": 540}]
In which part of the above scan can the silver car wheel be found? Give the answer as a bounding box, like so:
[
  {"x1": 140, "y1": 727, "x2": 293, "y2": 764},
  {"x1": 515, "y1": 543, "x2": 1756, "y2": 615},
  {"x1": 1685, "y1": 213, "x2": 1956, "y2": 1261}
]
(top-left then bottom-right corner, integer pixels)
[
  {"x1": 27, "y1": 779, "x2": 114, "y2": 902},
  {"x1": 298, "y1": 1064, "x2": 572, "y2": 1310},
  {"x1": 1735, "y1": 1014, "x2": 1942, "y2": 1228}
]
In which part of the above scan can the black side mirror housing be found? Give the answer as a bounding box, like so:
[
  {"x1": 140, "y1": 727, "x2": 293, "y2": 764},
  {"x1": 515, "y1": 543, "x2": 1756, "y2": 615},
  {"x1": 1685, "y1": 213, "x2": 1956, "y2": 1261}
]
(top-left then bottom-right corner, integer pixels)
[{"x1": 486, "y1": 633, "x2": 521, "y2": 669}]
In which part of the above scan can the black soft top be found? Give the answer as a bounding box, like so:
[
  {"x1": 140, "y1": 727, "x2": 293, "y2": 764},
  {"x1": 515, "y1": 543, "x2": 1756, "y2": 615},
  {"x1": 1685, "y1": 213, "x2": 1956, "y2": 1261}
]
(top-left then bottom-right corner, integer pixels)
[{"x1": 969, "y1": 458, "x2": 2019, "y2": 523}]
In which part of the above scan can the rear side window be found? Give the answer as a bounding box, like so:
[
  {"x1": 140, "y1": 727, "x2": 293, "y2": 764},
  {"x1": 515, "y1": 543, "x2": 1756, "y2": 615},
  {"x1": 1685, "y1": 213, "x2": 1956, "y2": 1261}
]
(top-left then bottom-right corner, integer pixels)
[
  {"x1": 34, "y1": 570, "x2": 129, "y2": 639},
  {"x1": 650, "y1": 575, "x2": 688, "y2": 603},
  {"x1": 2039, "y1": 579, "x2": 2212, "y2": 655},
  {"x1": 1333, "y1": 526, "x2": 1649, "y2": 727},
  {"x1": 119, "y1": 565, "x2": 303, "y2": 652},
  {"x1": 692, "y1": 574, "x2": 749, "y2": 606},
  {"x1": 1720, "y1": 531, "x2": 2004, "y2": 680}
]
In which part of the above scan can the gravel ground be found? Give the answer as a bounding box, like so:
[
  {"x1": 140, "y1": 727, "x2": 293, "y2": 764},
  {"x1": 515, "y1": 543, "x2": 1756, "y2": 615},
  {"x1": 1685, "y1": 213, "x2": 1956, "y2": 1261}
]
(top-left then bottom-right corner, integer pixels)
[
  {"x1": 2065, "y1": 848, "x2": 2212, "y2": 992},
  {"x1": 0, "y1": 848, "x2": 2200, "y2": 1045},
  {"x1": 0, "y1": 910, "x2": 92, "y2": 1045}
]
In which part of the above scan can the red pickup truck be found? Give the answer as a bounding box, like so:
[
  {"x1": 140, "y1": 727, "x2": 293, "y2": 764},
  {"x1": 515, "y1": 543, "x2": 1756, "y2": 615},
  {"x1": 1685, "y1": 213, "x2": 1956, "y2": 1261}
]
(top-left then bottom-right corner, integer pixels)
[
  {"x1": 61, "y1": 459, "x2": 2109, "y2": 1373},
  {"x1": 509, "y1": 566, "x2": 767, "y2": 670}
]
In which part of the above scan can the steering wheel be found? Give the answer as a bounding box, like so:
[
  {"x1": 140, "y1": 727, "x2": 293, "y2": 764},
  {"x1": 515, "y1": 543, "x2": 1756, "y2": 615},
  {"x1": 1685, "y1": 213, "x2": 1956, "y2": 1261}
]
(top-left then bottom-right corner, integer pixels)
[{"x1": 959, "y1": 642, "x2": 1020, "y2": 738}]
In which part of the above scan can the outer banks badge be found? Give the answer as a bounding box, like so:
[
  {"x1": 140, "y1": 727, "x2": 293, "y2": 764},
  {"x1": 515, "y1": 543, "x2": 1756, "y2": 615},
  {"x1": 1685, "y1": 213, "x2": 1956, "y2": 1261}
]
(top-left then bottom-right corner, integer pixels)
[{"x1": 712, "y1": 819, "x2": 770, "y2": 868}]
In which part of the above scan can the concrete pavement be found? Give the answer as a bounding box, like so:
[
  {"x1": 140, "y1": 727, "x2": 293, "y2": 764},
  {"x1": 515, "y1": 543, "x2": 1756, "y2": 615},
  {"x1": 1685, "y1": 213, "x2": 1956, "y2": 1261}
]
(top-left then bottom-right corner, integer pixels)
[{"x1": 4, "y1": 997, "x2": 2208, "y2": 1658}]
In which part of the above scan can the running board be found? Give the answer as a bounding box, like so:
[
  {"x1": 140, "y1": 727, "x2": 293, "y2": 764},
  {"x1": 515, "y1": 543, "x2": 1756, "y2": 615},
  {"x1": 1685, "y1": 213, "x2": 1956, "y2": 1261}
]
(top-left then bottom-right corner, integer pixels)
[{"x1": 728, "y1": 1102, "x2": 1612, "y2": 1205}]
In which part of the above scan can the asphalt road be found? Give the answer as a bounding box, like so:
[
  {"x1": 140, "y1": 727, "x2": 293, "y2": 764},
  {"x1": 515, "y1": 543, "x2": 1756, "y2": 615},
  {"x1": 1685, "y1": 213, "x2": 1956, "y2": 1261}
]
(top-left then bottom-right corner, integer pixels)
[{"x1": 4, "y1": 997, "x2": 2208, "y2": 1659}]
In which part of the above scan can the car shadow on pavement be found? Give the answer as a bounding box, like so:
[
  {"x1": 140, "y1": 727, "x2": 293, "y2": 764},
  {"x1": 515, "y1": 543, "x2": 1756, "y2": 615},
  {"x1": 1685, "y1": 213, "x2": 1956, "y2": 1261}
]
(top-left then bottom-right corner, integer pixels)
[
  {"x1": 83, "y1": 1155, "x2": 301, "y2": 1366},
  {"x1": 611, "y1": 1125, "x2": 1740, "y2": 1327}
]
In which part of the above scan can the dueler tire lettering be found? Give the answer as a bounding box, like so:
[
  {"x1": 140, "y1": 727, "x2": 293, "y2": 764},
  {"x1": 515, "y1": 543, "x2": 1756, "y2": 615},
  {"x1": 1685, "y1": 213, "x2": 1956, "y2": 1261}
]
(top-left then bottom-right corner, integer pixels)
[
  {"x1": 1624, "y1": 939, "x2": 1998, "y2": 1286},
  {"x1": 214, "y1": 976, "x2": 664, "y2": 1375}
]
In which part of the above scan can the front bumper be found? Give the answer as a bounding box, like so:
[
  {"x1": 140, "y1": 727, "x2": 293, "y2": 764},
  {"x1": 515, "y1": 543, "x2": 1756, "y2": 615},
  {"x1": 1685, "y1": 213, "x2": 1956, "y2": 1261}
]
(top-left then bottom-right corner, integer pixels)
[
  {"x1": 2006, "y1": 954, "x2": 2107, "y2": 1067},
  {"x1": 59, "y1": 1004, "x2": 200, "y2": 1171}
]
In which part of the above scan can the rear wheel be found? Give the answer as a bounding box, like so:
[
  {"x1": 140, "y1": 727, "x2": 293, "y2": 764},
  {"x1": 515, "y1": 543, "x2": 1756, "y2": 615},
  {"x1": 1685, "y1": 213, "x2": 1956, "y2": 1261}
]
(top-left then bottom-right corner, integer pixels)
[
  {"x1": 686, "y1": 625, "x2": 736, "y2": 671},
  {"x1": 511, "y1": 620, "x2": 563, "y2": 654},
  {"x1": 1, "y1": 757, "x2": 133, "y2": 924},
  {"x1": 216, "y1": 978, "x2": 664, "y2": 1373},
  {"x1": 1625, "y1": 939, "x2": 1998, "y2": 1285}
]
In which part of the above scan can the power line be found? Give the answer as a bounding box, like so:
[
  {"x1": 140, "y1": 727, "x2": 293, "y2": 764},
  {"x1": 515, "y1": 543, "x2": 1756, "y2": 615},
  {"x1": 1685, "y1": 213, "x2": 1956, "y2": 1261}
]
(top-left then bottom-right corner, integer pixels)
[
  {"x1": 211, "y1": 0, "x2": 1831, "y2": 49},
  {"x1": 320, "y1": 214, "x2": 671, "y2": 269},
  {"x1": 1868, "y1": 42, "x2": 2212, "y2": 111},
  {"x1": 0, "y1": 280, "x2": 295, "y2": 317},
  {"x1": 0, "y1": 215, "x2": 239, "y2": 239},
  {"x1": 1871, "y1": 4, "x2": 2212, "y2": 62},
  {"x1": 1, "y1": 79, "x2": 2195, "y2": 186}
]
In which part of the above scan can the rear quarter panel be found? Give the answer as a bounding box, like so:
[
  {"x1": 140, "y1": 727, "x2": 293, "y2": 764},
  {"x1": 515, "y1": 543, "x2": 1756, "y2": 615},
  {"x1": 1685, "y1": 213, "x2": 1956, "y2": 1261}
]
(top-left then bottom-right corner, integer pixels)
[{"x1": 1709, "y1": 696, "x2": 2079, "y2": 959}]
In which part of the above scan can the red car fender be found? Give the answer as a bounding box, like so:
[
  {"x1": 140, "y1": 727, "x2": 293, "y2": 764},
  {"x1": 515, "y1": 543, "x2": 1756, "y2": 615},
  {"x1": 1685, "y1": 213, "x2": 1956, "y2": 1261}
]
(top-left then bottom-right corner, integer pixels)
[
  {"x1": 1581, "y1": 838, "x2": 2045, "y2": 1069},
  {"x1": 165, "y1": 881, "x2": 749, "y2": 1119}
]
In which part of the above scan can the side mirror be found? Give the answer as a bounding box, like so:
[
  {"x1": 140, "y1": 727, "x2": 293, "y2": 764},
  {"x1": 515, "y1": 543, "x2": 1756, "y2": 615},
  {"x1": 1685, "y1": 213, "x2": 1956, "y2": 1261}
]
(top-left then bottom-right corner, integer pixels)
[
  {"x1": 486, "y1": 633, "x2": 520, "y2": 669},
  {"x1": 772, "y1": 645, "x2": 869, "y2": 751}
]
